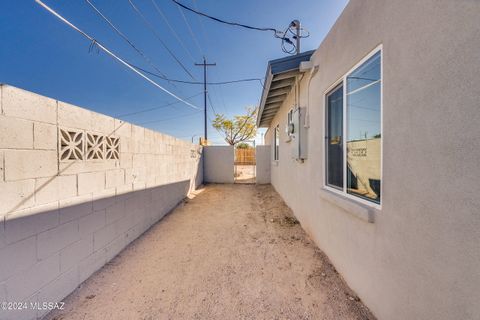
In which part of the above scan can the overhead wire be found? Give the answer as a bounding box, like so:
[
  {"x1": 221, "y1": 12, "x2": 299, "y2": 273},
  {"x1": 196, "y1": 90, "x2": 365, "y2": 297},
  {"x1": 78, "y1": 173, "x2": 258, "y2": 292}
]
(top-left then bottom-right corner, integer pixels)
[
  {"x1": 150, "y1": 0, "x2": 197, "y2": 63},
  {"x1": 189, "y1": 0, "x2": 228, "y2": 114},
  {"x1": 129, "y1": 63, "x2": 264, "y2": 87},
  {"x1": 138, "y1": 109, "x2": 202, "y2": 125},
  {"x1": 172, "y1": 0, "x2": 310, "y2": 55},
  {"x1": 35, "y1": 0, "x2": 199, "y2": 110},
  {"x1": 84, "y1": 0, "x2": 175, "y2": 88},
  {"x1": 116, "y1": 92, "x2": 203, "y2": 118},
  {"x1": 175, "y1": 2, "x2": 204, "y2": 57},
  {"x1": 171, "y1": 0, "x2": 283, "y2": 36},
  {"x1": 127, "y1": 0, "x2": 197, "y2": 80}
]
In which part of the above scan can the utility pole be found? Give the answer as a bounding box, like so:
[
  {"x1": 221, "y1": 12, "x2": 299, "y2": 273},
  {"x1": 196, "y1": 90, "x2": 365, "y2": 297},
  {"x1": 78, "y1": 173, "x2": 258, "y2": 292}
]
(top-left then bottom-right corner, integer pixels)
[
  {"x1": 291, "y1": 19, "x2": 301, "y2": 54},
  {"x1": 195, "y1": 57, "x2": 216, "y2": 143}
]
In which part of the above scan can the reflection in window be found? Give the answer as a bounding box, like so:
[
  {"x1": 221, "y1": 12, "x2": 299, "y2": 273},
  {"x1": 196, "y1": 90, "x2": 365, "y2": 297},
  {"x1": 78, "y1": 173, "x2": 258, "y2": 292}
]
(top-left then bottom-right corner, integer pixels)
[
  {"x1": 346, "y1": 51, "x2": 381, "y2": 203},
  {"x1": 274, "y1": 125, "x2": 280, "y2": 160},
  {"x1": 326, "y1": 84, "x2": 343, "y2": 189}
]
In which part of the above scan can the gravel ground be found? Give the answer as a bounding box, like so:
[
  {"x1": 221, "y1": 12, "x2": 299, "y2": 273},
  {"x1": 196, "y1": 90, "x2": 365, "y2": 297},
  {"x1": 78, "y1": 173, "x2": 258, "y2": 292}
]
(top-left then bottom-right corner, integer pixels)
[{"x1": 45, "y1": 184, "x2": 376, "y2": 320}]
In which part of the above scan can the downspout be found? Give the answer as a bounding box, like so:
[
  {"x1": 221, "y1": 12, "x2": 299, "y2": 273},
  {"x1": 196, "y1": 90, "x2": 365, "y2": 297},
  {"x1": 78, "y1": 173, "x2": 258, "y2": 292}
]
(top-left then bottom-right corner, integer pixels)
[{"x1": 300, "y1": 61, "x2": 319, "y2": 128}]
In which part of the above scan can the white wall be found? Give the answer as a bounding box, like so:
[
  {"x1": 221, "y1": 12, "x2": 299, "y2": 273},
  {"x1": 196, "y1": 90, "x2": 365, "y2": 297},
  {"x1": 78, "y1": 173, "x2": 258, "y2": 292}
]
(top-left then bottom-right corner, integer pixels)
[
  {"x1": 263, "y1": 1, "x2": 480, "y2": 319},
  {"x1": 0, "y1": 85, "x2": 203, "y2": 320},
  {"x1": 255, "y1": 146, "x2": 271, "y2": 184},
  {"x1": 203, "y1": 146, "x2": 234, "y2": 184}
]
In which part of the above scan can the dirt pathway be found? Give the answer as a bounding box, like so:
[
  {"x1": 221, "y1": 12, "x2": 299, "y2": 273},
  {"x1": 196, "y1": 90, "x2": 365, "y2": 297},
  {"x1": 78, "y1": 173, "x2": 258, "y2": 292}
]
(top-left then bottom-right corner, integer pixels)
[{"x1": 46, "y1": 184, "x2": 375, "y2": 320}]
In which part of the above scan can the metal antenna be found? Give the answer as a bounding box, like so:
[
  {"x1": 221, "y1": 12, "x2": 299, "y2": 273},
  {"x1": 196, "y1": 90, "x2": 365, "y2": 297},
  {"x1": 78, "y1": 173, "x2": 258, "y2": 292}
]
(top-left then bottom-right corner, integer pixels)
[{"x1": 195, "y1": 57, "x2": 216, "y2": 143}]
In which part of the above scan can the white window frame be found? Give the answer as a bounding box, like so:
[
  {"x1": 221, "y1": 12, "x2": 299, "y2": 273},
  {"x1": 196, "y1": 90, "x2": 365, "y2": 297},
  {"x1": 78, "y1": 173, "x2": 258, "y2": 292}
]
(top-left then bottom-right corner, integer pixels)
[
  {"x1": 273, "y1": 124, "x2": 280, "y2": 161},
  {"x1": 322, "y1": 45, "x2": 383, "y2": 209},
  {"x1": 285, "y1": 108, "x2": 294, "y2": 142}
]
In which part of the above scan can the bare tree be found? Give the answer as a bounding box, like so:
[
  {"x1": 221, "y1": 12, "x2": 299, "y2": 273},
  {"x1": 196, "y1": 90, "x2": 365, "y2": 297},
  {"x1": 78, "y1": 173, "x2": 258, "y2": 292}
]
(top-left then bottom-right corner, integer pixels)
[{"x1": 212, "y1": 107, "x2": 257, "y2": 145}]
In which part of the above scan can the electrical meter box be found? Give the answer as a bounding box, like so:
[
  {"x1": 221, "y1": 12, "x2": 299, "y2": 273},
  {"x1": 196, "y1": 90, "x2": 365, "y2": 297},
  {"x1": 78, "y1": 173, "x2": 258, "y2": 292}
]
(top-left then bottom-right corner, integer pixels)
[{"x1": 290, "y1": 107, "x2": 308, "y2": 160}]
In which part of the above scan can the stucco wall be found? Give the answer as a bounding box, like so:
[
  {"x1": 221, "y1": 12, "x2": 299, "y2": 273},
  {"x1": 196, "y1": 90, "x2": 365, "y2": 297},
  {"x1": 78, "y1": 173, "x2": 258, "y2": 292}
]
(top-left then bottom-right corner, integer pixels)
[
  {"x1": 264, "y1": 1, "x2": 480, "y2": 319},
  {"x1": 203, "y1": 146, "x2": 234, "y2": 184},
  {"x1": 255, "y1": 146, "x2": 271, "y2": 184},
  {"x1": 0, "y1": 85, "x2": 203, "y2": 320}
]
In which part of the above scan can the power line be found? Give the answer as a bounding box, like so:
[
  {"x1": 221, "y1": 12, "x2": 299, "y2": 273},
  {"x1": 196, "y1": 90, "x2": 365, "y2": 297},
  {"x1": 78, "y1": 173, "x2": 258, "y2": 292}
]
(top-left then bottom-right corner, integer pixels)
[
  {"x1": 175, "y1": 1, "x2": 204, "y2": 56},
  {"x1": 138, "y1": 110, "x2": 202, "y2": 125},
  {"x1": 207, "y1": 92, "x2": 217, "y2": 115},
  {"x1": 171, "y1": 0, "x2": 282, "y2": 36},
  {"x1": 191, "y1": 0, "x2": 210, "y2": 47},
  {"x1": 188, "y1": 1, "x2": 227, "y2": 115},
  {"x1": 129, "y1": 63, "x2": 263, "y2": 87},
  {"x1": 84, "y1": 0, "x2": 175, "y2": 88},
  {"x1": 116, "y1": 92, "x2": 203, "y2": 118},
  {"x1": 127, "y1": 0, "x2": 197, "y2": 80},
  {"x1": 150, "y1": 0, "x2": 196, "y2": 62},
  {"x1": 172, "y1": 0, "x2": 310, "y2": 55},
  {"x1": 35, "y1": 0, "x2": 199, "y2": 110}
]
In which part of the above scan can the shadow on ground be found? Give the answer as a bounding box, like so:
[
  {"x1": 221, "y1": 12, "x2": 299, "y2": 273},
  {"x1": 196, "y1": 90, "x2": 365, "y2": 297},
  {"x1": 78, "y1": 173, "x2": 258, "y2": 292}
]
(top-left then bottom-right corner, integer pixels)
[{"x1": 46, "y1": 184, "x2": 375, "y2": 320}]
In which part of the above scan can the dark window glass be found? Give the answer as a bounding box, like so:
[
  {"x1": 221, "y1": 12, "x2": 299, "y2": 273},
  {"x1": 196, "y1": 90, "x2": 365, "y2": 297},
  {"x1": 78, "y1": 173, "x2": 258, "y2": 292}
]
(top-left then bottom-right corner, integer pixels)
[
  {"x1": 346, "y1": 51, "x2": 381, "y2": 204},
  {"x1": 326, "y1": 84, "x2": 344, "y2": 189}
]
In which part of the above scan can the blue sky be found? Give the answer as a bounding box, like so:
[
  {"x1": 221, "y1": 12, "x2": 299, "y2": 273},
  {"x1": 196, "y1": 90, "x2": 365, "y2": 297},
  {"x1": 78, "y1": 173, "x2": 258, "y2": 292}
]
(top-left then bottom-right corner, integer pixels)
[{"x1": 0, "y1": 0, "x2": 348, "y2": 144}]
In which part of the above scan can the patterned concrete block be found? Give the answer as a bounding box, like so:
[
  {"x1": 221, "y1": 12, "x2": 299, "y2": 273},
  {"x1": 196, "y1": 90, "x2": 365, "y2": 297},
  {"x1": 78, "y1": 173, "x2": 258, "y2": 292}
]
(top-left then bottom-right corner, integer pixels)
[
  {"x1": 2, "y1": 85, "x2": 57, "y2": 124},
  {"x1": 0, "y1": 85, "x2": 203, "y2": 315},
  {"x1": 33, "y1": 122, "x2": 57, "y2": 150},
  {"x1": 37, "y1": 220, "x2": 79, "y2": 259},
  {"x1": 0, "y1": 116, "x2": 33, "y2": 149},
  {"x1": 4, "y1": 150, "x2": 57, "y2": 181}
]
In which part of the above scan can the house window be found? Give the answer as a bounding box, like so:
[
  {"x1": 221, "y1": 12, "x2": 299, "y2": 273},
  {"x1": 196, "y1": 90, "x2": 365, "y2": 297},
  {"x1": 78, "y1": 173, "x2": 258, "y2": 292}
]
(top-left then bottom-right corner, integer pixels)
[
  {"x1": 274, "y1": 125, "x2": 280, "y2": 160},
  {"x1": 325, "y1": 48, "x2": 382, "y2": 205},
  {"x1": 326, "y1": 85, "x2": 344, "y2": 189}
]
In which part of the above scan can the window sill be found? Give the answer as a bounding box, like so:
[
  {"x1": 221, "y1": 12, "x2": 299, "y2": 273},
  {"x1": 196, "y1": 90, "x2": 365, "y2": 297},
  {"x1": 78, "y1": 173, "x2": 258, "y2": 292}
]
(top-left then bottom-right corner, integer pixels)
[{"x1": 319, "y1": 188, "x2": 376, "y2": 223}]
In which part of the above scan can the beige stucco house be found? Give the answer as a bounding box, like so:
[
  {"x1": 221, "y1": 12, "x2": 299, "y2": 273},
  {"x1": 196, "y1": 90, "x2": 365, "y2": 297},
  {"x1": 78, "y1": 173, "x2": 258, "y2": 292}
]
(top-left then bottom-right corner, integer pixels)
[{"x1": 258, "y1": 0, "x2": 480, "y2": 319}]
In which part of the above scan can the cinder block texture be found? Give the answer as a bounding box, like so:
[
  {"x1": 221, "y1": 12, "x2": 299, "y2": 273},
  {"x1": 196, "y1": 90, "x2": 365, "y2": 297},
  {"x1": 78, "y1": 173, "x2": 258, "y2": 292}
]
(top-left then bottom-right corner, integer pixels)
[
  {"x1": 0, "y1": 116, "x2": 33, "y2": 149},
  {"x1": 33, "y1": 122, "x2": 57, "y2": 150},
  {"x1": 0, "y1": 85, "x2": 203, "y2": 320},
  {"x1": 4, "y1": 150, "x2": 57, "y2": 181},
  {"x1": 2, "y1": 85, "x2": 57, "y2": 124}
]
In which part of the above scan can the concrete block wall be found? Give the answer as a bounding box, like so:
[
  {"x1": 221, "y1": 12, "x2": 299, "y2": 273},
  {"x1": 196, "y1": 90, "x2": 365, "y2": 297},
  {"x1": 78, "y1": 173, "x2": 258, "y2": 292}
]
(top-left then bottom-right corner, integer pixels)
[{"x1": 0, "y1": 84, "x2": 203, "y2": 320}]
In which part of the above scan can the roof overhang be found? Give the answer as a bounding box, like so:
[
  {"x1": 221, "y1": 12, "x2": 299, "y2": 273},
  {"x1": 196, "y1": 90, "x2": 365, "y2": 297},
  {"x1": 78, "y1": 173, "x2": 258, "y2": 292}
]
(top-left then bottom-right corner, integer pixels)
[{"x1": 257, "y1": 50, "x2": 315, "y2": 128}]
